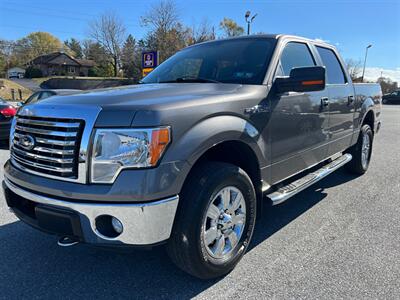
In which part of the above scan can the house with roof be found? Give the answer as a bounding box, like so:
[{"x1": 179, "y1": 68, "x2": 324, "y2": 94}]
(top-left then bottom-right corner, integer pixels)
[{"x1": 27, "y1": 52, "x2": 95, "y2": 77}]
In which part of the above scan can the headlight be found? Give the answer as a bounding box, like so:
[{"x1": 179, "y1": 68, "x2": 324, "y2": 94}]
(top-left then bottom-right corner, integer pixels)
[{"x1": 91, "y1": 127, "x2": 170, "y2": 183}]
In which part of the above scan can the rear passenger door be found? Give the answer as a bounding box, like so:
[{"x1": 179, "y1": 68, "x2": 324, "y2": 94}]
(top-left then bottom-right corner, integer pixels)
[{"x1": 315, "y1": 46, "x2": 355, "y2": 156}]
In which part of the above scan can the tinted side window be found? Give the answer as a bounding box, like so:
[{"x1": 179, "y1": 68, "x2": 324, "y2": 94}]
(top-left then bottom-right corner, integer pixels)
[
  {"x1": 39, "y1": 91, "x2": 55, "y2": 100},
  {"x1": 280, "y1": 42, "x2": 315, "y2": 76},
  {"x1": 25, "y1": 92, "x2": 40, "y2": 104},
  {"x1": 316, "y1": 46, "x2": 346, "y2": 84}
]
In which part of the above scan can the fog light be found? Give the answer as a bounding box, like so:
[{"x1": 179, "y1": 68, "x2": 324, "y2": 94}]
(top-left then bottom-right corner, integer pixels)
[
  {"x1": 111, "y1": 217, "x2": 123, "y2": 234},
  {"x1": 95, "y1": 215, "x2": 123, "y2": 238}
]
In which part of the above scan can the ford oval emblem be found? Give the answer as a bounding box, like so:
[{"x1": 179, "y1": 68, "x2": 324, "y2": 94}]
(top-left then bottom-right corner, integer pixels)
[{"x1": 18, "y1": 135, "x2": 35, "y2": 151}]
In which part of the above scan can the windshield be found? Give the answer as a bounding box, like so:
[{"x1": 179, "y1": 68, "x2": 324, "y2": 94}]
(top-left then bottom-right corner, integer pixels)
[{"x1": 141, "y1": 38, "x2": 276, "y2": 85}]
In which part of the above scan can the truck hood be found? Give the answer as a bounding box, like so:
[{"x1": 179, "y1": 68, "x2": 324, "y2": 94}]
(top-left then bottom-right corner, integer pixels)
[
  {"x1": 35, "y1": 83, "x2": 246, "y2": 110},
  {"x1": 20, "y1": 83, "x2": 268, "y2": 127}
]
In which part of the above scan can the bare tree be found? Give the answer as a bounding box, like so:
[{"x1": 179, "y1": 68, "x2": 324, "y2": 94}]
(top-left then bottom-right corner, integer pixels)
[
  {"x1": 0, "y1": 40, "x2": 14, "y2": 71},
  {"x1": 141, "y1": 0, "x2": 187, "y2": 62},
  {"x1": 187, "y1": 18, "x2": 215, "y2": 45},
  {"x1": 345, "y1": 59, "x2": 362, "y2": 81},
  {"x1": 377, "y1": 77, "x2": 398, "y2": 94},
  {"x1": 141, "y1": 0, "x2": 179, "y2": 33},
  {"x1": 89, "y1": 12, "x2": 126, "y2": 76}
]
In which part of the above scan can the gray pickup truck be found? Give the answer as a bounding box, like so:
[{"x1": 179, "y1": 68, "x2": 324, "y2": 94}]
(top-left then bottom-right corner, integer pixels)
[{"x1": 3, "y1": 35, "x2": 382, "y2": 279}]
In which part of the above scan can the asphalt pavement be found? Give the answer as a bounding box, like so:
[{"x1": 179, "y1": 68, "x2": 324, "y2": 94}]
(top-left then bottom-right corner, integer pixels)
[{"x1": 0, "y1": 105, "x2": 399, "y2": 299}]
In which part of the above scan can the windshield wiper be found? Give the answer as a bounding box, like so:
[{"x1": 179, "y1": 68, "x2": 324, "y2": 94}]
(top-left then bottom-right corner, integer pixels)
[{"x1": 158, "y1": 77, "x2": 221, "y2": 84}]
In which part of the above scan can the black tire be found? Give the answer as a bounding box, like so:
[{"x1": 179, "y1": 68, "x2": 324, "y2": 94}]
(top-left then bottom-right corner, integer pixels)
[
  {"x1": 167, "y1": 162, "x2": 257, "y2": 279},
  {"x1": 345, "y1": 124, "x2": 373, "y2": 175}
]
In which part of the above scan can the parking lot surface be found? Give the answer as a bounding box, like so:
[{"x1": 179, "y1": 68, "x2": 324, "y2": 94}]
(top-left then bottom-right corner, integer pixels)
[{"x1": 0, "y1": 105, "x2": 399, "y2": 299}]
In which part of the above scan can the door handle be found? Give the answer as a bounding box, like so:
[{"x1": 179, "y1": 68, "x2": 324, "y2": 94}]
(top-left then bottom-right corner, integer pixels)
[
  {"x1": 348, "y1": 95, "x2": 354, "y2": 105},
  {"x1": 321, "y1": 97, "x2": 329, "y2": 107}
]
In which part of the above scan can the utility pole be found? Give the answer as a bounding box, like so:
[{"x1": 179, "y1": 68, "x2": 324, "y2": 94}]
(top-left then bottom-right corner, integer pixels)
[
  {"x1": 245, "y1": 11, "x2": 258, "y2": 35},
  {"x1": 361, "y1": 44, "x2": 372, "y2": 82}
]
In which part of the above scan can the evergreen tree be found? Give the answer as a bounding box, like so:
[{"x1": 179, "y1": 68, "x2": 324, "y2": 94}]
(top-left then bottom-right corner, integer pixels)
[{"x1": 64, "y1": 38, "x2": 83, "y2": 58}]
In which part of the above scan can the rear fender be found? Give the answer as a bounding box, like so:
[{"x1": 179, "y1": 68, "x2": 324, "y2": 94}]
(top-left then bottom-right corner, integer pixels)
[{"x1": 352, "y1": 97, "x2": 375, "y2": 144}]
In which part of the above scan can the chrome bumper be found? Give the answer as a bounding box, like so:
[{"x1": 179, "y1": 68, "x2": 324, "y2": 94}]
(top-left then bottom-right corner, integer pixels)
[{"x1": 4, "y1": 178, "x2": 179, "y2": 246}]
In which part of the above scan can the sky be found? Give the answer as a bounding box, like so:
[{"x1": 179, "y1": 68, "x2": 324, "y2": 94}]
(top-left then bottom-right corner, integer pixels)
[{"x1": 1, "y1": 0, "x2": 399, "y2": 81}]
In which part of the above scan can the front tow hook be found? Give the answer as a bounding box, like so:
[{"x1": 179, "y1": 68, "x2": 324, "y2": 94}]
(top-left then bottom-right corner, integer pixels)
[{"x1": 57, "y1": 236, "x2": 79, "y2": 247}]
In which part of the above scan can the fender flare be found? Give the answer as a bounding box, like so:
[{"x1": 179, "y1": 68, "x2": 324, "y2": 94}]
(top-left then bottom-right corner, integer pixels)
[
  {"x1": 359, "y1": 97, "x2": 375, "y2": 127},
  {"x1": 351, "y1": 97, "x2": 375, "y2": 145},
  {"x1": 164, "y1": 115, "x2": 268, "y2": 168}
]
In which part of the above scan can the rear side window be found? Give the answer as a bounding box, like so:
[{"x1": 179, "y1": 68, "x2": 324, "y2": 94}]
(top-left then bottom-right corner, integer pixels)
[
  {"x1": 25, "y1": 92, "x2": 40, "y2": 104},
  {"x1": 316, "y1": 46, "x2": 347, "y2": 84},
  {"x1": 39, "y1": 91, "x2": 55, "y2": 100},
  {"x1": 280, "y1": 42, "x2": 315, "y2": 76}
]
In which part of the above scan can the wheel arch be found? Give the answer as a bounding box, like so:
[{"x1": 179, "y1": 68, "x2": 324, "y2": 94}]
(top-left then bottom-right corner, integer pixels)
[
  {"x1": 163, "y1": 115, "x2": 268, "y2": 215},
  {"x1": 180, "y1": 139, "x2": 265, "y2": 216},
  {"x1": 362, "y1": 109, "x2": 375, "y2": 133},
  {"x1": 359, "y1": 97, "x2": 376, "y2": 132}
]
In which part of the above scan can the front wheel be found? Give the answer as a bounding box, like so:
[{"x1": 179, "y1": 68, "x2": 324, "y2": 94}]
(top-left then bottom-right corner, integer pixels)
[
  {"x1": 346, "y1": 124, "x2": 373, "y2": 175},
  {"x1": 167, "y1": 162, "x2": 257, "y2": 279}
]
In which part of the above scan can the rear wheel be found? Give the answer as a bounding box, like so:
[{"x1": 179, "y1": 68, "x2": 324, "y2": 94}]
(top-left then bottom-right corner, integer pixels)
[
  {"x1": 346, "y1": 124, "x2": 373, "y2": 174},
  {"x1": 167, "y1": 162, "x2": 257, "y2": 279}
]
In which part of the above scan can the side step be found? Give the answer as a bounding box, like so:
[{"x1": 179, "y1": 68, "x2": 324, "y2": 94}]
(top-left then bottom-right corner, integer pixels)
[{"x1": 267, "y1": 154, "x2": 352, "y2": 205}]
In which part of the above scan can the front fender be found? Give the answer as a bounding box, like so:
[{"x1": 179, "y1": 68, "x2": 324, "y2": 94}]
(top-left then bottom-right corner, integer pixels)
[{"x1": 163, "y1": 115, "x2": 268, "y2": 167}]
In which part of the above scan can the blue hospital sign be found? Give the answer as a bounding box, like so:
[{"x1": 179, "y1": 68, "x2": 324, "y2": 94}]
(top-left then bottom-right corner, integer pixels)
[{"x1": 142, "y1": 51, "x2": 159, "y2": 68}]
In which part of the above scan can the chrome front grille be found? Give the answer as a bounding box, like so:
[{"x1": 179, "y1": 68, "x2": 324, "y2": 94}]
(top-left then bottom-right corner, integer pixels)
[{"x1": 11, "y1": 116, "x2": 84, "y2": 179}]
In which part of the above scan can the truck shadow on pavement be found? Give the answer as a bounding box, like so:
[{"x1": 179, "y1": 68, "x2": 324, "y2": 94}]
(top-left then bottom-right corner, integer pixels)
[
  {"x1": 0, "y1": 141, "x2": 9, "y2": 150},
  {"x1": 0, "y1": 169, "x2": 358, "y2": 299}
]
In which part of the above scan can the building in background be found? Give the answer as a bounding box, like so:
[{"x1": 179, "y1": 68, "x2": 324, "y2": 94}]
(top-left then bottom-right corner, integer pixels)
[{"x1": 27, "y1": 52, "x2": 95, "y2": 77}]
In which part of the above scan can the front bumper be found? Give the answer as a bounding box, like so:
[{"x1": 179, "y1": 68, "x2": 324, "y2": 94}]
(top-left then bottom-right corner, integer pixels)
[{"x1": 3, "y1": 178, "x2": 179, "y2": 246}]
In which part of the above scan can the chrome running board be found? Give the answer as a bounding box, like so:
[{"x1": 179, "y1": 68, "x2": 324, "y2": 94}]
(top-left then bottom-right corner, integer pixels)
[{"x1": 267, "y1": 154, "x2": 352, "y2": 205}]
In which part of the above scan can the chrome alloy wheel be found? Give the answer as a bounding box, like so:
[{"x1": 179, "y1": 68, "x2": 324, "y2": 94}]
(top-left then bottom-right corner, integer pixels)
[
  {"x1": 361, "y1": 133, "x2": 371, "y2": 169},
  {"x1": 203, "y1": 186, "x2": 246, "y2": 259}
]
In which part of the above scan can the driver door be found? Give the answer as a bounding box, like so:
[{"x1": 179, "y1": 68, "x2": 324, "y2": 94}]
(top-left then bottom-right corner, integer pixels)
[{"x1": 268, "y1": 41, "x2": 330, "y2": 184}]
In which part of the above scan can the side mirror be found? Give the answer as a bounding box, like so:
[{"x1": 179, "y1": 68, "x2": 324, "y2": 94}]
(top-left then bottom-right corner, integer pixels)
[{"x1": 275, "y1": 66, "x2": 326, "y2": 93}]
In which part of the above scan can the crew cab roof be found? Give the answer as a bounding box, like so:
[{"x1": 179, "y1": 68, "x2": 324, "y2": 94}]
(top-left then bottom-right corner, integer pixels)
[{"x1": 186, "y1": 34, "x2": 335, "y2": 49}]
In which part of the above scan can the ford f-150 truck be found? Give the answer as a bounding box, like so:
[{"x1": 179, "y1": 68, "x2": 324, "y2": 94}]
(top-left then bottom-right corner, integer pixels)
[{"x1": 3, "y1": 35, "x2": 382, "y2": 279}]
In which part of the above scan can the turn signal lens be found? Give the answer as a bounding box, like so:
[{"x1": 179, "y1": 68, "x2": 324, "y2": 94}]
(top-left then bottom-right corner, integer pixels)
[
  {"x1": 301, "y1": 80, "x2": 324, "y2": 86},
  {"x1": 150, "y1": 128, "x2": 171, "y2": 166}
]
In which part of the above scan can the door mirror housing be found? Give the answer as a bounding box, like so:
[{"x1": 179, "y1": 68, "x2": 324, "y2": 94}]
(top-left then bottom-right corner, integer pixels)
[{"x1": 275, "y1": 66, "x2": 326, "y2": 93}]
